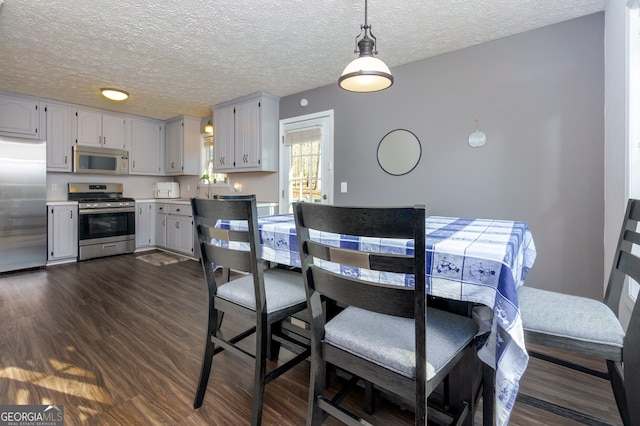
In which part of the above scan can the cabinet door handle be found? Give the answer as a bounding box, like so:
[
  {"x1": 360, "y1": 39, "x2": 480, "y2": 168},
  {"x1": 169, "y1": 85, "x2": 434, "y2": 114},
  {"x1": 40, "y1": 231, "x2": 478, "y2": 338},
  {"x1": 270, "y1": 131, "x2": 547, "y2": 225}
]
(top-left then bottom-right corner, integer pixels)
[
  {"x1": 70, "y1": 211, "x2": 73, "y2": 219},
  {"x1": 175, "y1": 221, "x2": 180, "y2": 229},
  {"x1": 104, "y1": 136, "x2": 107, "y2": 145},
  {"x1": 64, "y1": 155, "x2": 67, "y2": 164}
]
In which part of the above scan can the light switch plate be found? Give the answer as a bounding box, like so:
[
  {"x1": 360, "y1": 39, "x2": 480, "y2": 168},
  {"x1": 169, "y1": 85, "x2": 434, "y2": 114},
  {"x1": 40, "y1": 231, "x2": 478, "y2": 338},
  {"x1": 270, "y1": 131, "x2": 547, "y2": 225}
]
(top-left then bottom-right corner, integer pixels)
[{"x1": 341, "y1": 182, "x2": 347, "y2": 193}]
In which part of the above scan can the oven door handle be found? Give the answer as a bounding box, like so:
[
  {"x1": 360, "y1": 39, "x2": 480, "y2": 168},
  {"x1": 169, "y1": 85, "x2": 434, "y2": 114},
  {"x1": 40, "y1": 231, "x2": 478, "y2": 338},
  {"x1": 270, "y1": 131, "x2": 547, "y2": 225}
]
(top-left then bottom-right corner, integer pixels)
[{"x1": 79, "y1": 207, "x2": 135, "y2": 215}]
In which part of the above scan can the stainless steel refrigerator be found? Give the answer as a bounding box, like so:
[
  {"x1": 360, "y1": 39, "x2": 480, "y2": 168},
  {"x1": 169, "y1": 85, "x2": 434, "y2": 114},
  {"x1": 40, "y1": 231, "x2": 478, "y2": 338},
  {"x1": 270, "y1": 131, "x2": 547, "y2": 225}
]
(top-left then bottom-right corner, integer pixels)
[{"x1": 0, "y1": 136, "x2": 47, "y2": 273}]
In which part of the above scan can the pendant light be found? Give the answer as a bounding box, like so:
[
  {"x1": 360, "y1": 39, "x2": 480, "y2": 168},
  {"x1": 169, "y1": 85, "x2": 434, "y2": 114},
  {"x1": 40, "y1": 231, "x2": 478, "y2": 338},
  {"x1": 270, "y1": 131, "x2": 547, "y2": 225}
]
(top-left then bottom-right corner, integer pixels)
[{"x1": 338, "y1": 0, "x2": 393, "y2": 93}]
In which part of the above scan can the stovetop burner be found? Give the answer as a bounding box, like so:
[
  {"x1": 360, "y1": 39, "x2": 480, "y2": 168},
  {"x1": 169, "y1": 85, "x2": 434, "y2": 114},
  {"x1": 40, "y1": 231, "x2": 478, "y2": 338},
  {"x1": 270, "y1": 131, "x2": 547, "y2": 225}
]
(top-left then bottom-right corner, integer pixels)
[
  {"x1": 68, "y1": 183, "x2": 135, "y2": 209},
  {"x1": 75, "y1": 197, "x2": 135, "y2": 203}
]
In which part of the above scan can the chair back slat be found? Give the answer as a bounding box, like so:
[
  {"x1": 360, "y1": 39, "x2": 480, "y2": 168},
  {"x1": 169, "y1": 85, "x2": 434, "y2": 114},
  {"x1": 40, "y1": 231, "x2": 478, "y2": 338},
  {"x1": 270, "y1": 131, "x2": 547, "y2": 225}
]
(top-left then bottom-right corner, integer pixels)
[
  {"x1": 629, "y1": 198, "x2": 640, "y2": 221},
  {"x1": 295, "y1": 203, "x2": 419, "y2": 238},
  {"x1": 308, "y1": 266, "x2": 415, "y2": 318},
  {"x1": 201, "y1": 244, "x2": 254, "y2": 274},
  {"x1": 617, "y1": 250, "x2": 640, "y2": 288},
  {"x1": 306, "y1": 240, "x2": 415, "y2": 274},
  {"x1": 204, "y1": 227, "x2": 251, "y2": 243},
  {"x1": 625, "y1": 229, "x2": 640, "y2": 246}
]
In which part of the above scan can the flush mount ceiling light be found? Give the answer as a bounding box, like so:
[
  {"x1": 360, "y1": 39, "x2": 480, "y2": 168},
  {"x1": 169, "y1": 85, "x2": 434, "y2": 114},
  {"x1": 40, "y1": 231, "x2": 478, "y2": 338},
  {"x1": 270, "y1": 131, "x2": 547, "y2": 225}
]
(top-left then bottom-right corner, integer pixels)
[
  {"x1": 100, "y1": 88, "x2": 129, "y2": 101},
  {"x1": 338, "y1": 0, "x2": 393, "y2": 93}
]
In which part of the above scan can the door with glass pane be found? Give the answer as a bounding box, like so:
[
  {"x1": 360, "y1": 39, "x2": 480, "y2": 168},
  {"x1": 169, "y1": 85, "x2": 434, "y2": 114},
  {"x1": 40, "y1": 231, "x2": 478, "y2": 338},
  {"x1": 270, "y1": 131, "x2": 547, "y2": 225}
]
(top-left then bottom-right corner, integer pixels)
[{"x1": 279, "y1": 111, "x2": 334, "y2": 214}]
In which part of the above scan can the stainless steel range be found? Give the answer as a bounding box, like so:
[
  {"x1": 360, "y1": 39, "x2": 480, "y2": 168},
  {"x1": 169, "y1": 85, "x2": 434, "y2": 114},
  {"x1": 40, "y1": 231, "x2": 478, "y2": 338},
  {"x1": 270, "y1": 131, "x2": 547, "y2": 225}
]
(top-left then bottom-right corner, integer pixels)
[{"x1": 68, "y1": 183, "x2": 135, "y2": 260}]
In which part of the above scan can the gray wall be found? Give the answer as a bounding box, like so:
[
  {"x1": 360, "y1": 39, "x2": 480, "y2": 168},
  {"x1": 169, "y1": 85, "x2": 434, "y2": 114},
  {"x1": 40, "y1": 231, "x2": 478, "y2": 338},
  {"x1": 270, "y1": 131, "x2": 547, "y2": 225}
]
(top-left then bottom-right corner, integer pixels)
[{"x1": 280, "y1": 13, "x2": 605, "y2": 299}]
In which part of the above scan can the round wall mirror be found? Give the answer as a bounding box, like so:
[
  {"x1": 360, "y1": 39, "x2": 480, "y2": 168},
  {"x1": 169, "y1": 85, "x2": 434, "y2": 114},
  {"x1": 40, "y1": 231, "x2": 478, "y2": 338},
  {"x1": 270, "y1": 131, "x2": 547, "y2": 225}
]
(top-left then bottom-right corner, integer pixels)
[{"x1": 377, "y1": 129, "x2": 421, "y2": 176}]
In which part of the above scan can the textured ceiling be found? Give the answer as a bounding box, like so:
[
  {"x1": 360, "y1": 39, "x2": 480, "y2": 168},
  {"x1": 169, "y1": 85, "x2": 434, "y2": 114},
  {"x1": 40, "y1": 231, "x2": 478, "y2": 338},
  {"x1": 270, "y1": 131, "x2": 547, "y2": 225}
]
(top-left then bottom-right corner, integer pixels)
[{"x1": 0, "y1": 0, "x2": 606, "y2": 121}]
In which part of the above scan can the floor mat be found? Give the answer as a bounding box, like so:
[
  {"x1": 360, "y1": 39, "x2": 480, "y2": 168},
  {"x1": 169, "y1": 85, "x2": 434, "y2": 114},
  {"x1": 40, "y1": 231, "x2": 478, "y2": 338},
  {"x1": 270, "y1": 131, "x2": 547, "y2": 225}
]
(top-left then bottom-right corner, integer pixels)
[{"x1": 136, "y1": 252, "x2": 191, "y2": 266}]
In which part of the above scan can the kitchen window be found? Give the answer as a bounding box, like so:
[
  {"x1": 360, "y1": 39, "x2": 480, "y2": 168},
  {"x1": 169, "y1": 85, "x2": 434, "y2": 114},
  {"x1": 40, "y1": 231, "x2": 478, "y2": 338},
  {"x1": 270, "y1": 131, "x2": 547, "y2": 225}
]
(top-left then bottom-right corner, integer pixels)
[{"x1": 202, "y1": 135, "x2": 227, "y2": 186}]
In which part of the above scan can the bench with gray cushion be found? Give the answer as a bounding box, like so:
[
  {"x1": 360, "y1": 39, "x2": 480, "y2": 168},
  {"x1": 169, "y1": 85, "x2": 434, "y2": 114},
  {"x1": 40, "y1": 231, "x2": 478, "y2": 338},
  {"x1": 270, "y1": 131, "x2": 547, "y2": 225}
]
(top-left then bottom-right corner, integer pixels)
[{"x1": 517, "y1": 198, "x2": 640, "y2": 426}]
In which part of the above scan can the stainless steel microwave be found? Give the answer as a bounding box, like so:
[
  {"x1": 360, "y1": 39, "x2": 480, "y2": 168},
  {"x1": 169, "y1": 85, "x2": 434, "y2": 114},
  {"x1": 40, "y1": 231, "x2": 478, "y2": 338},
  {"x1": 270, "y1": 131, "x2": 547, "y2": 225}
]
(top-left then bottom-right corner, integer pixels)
[{"x1": 72, "y1": 146, "x2": 129, "y2": 175}]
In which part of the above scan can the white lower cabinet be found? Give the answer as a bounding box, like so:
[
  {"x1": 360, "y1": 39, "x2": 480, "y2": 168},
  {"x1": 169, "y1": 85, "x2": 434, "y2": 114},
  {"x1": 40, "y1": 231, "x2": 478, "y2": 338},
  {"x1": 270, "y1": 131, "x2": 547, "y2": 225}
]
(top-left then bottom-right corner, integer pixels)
[
  {"x1": 153, "y1": 202, "x2": 193, "y2": 257},
  {"x1": 165, "y1": 204, "x2": 194, "y2": 256},
  {"x1": 135, "y1": 202, "x2": 155, "y2": 249},
  {"x1": 47, "y1": 203, "x2": 78, "y2": 263},
  {"x1": 155, "y1": 203, "x2": 167, "y2": 248}
]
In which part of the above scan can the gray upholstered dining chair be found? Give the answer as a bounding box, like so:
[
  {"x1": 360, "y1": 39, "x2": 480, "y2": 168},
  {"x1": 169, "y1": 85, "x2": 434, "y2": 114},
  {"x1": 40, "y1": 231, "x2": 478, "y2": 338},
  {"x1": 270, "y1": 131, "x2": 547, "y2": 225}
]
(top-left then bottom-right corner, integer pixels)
[
  {"x1": 293, "y1": 202, "x2": 480, "y2": 426},
  {"x1": 517, "y1": 198, "x2": 640, "y2": 425},
  {"x1": 191, "y1": 195, "x2": 310, "y2": 425}
]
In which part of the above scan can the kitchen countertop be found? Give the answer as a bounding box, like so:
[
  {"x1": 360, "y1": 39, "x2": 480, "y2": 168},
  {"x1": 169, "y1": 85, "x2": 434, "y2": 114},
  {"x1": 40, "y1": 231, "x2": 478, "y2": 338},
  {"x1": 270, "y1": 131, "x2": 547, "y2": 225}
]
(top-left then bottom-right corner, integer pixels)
[
  {"x1": 136, "y1": 198, "x2": 191, "y2": 203},
  {"x1": 46, "y1": 200, "x2": 78, "y2": 205},
  {"x1": 136, "y1": 198, "x2": 278, "y2": 205}
]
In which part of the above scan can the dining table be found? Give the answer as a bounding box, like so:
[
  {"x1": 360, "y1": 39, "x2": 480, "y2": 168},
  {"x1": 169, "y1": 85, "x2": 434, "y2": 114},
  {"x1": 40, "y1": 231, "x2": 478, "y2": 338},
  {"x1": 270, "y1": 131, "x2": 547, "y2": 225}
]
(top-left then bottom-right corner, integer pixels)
[{"x1": 216, "y1": 213, "x2": 537, "y2": 426}]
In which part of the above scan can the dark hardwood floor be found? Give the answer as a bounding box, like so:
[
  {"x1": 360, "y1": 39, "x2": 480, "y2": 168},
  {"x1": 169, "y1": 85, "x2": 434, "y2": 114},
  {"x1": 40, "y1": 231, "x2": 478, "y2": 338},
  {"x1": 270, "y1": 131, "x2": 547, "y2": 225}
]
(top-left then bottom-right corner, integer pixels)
[{"x1": 0, "y1": 252, "x2": 623, "y2": 425}]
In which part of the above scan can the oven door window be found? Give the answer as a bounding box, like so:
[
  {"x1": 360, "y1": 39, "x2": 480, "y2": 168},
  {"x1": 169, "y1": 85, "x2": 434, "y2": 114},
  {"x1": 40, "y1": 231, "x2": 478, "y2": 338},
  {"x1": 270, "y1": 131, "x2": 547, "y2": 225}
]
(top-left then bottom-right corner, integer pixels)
[{"x1": 79, "y1": 211, "x2": 134, "y2": 240}]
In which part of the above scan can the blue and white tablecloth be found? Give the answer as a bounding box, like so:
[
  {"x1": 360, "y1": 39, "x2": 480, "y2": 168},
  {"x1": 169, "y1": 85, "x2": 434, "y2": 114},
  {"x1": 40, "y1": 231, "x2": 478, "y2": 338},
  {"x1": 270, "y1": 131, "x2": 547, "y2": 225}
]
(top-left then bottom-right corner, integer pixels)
[{"x1": 217, "y1": 214, "x2": 536, "y2": 426}]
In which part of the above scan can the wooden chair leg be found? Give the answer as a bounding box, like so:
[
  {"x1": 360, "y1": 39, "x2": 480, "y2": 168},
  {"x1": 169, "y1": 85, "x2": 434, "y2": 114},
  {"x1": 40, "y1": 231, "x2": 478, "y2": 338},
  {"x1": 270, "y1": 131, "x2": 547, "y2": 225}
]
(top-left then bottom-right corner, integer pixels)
[
  {"x1": 193, "y1": 320, "x2": 217, "y2": 408},
  {"x1": 446, "y1": 347, "x2": 475, "y2": 426},
  {"x1": 308, "y1": 358, "x2": 327, "y2": 426},
  {"x1": 607, "y1": 360, "x2": 630, "y2": 426},
  {"x1": 267, "y1": 321, "x2": 282, "y2": 360},
  {"x1": 251, "y1": 319, "x2": 269, "y2": 426},
  {"x1": 482, "y1": 363, "x2": 495, "y2": 426},
  {"x1": 364, "y1": 381, "x2": 375, "y2": 414}
]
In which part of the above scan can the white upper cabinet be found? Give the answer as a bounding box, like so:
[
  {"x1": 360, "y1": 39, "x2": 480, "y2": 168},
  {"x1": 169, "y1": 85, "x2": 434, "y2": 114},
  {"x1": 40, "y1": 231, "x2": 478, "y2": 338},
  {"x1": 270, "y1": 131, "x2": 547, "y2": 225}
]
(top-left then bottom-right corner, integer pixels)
[
  {"x1": 76, "y1": 108, "x2": 127, "y2": 150},
  {"x1": 130, "y1": 117, "x2": 164, "y2": 175},
  {"x1": 212, "y1": 92, "x2": 279, "y2": 172},
  {"x1": 0, "y1": 93, "x2": 41, "y2": 139},
  {"x1": 45, "y1": 102, "x2": 73, "y2": 172},
  {"x1": 213, "y1": 106, "x2": 234, "y2": 170},
  {"x1": 165, "y1": 115, "x2": 200, "y2": 175}
]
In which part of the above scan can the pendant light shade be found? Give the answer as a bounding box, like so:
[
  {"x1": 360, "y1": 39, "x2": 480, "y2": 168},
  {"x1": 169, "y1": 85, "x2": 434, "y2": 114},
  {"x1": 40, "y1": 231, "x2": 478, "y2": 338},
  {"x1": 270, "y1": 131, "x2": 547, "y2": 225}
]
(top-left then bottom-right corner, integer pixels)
[
  {"x1": 339, "y1": 0, "x2": 393, "y2": 93},
  {"x1": 339, "y1": 56, "x2": 393, "y2": 92}
]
